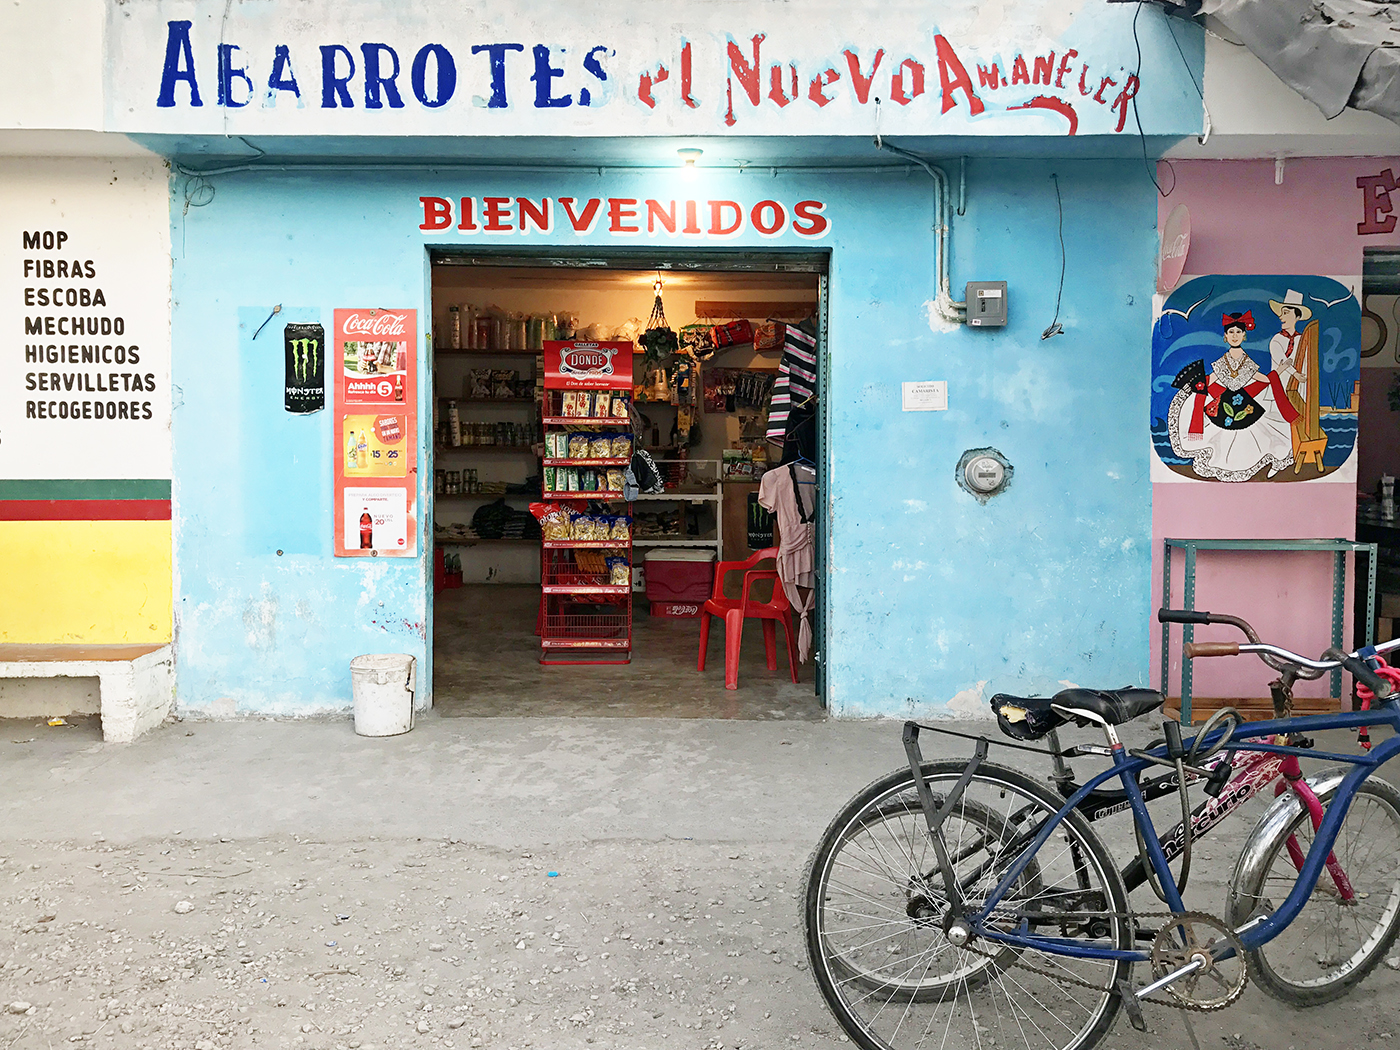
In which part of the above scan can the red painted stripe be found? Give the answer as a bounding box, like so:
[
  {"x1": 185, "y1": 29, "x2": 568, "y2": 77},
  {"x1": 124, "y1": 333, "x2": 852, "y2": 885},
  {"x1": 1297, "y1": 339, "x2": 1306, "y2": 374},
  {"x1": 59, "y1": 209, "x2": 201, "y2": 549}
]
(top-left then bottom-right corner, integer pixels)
[{"x1": 0, "y1": 500, "x2": 171, "y2": 521}]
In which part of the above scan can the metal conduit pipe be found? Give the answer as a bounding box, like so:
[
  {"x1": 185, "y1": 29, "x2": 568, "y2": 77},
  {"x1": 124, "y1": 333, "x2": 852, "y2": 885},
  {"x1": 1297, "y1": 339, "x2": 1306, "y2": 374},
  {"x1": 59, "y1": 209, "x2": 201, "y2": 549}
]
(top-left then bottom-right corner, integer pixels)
[{"x1": 874, "y1": 139, "x2": 967, "y2": 324}]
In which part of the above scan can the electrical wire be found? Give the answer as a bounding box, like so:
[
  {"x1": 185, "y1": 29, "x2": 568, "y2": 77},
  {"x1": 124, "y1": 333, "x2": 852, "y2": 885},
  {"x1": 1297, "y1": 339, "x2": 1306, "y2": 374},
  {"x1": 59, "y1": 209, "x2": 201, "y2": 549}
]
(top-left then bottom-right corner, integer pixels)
[
  {"x1": 1042, "y1": 173, "x2": 1065, "y2": 340},
  {"x1": 1131, "y1": 1, "x2": 1176, "y2": 198}
]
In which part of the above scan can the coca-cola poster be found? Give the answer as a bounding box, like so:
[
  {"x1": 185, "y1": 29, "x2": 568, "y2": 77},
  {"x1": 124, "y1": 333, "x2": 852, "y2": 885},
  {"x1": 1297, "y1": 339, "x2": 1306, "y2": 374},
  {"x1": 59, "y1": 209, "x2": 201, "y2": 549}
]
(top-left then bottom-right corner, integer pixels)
[
  {"x1": 333, "y1": 308, "x2": 417, "y2": 557},
  {"x1": 283, "y1": 322, "x2": 325, "y2": 413}
]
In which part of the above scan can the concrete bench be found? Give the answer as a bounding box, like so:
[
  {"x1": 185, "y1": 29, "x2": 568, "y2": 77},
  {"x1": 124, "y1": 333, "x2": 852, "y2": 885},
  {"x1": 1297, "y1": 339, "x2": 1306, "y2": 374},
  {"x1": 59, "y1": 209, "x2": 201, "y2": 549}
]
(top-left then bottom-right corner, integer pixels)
[{"x1": 0, "y1": 643, "x2": 174, "y2": 743}]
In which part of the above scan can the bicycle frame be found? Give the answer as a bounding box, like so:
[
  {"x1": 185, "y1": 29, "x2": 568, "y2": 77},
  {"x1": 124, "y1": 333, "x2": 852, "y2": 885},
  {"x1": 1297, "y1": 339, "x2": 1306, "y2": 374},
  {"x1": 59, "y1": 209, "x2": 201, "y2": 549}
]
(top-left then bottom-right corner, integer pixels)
[{"x1": 950, "y1": 701, "x2": 1400, "y2": 964}]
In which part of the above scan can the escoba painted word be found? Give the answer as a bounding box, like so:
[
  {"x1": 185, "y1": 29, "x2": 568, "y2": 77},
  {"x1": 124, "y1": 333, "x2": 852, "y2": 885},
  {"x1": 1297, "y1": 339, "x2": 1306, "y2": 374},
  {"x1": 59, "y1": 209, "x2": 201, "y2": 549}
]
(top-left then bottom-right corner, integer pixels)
[
  {"x1": 153, "y1": 20, "x2": 1136, "y2": 134},
  {"x1": 418, "y1": 196, "x2": 829, "y2": 238}
]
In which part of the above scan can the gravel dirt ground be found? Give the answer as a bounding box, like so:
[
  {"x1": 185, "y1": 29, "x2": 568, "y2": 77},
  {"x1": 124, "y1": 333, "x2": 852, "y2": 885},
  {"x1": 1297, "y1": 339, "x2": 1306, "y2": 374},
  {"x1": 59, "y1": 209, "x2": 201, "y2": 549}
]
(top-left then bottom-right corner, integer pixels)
[{"x1": 2, "y1": 713, "x2": 1400, "y2": 1050}]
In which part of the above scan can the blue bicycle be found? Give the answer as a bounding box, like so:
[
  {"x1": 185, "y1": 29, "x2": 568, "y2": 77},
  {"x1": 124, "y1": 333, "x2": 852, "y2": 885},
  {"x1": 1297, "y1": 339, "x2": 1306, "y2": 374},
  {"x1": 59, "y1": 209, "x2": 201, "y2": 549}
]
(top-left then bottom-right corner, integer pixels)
[{"x1": 804, "y1": 610, "x2": 1400, "y2": 1050}]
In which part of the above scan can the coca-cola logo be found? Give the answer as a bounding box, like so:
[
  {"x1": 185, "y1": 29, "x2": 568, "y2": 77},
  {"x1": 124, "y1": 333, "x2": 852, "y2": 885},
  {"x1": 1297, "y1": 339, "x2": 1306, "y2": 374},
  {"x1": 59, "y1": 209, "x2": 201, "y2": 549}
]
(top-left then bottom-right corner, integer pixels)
[{"x1": 342, "y1": 312, "x2": 407, "y2": 337}]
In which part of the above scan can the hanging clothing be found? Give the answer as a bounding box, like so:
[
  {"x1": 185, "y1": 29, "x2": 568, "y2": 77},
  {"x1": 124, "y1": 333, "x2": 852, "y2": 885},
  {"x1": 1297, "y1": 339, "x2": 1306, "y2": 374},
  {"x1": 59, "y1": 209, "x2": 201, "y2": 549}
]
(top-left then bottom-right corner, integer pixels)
[
  {"x1": 765, "y1": 324, "x2": 818, "y2": 445},
  {"x1": 758, "y1": 462, "x2": 817, "y2": 662}
]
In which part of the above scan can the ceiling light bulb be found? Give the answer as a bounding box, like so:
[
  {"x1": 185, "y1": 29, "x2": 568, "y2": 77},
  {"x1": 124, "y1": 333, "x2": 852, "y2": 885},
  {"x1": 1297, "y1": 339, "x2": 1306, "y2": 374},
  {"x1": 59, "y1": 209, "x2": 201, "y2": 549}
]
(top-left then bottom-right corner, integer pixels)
[{"x1": 677, "y1": 148, "x2": 703, "y2": 168}]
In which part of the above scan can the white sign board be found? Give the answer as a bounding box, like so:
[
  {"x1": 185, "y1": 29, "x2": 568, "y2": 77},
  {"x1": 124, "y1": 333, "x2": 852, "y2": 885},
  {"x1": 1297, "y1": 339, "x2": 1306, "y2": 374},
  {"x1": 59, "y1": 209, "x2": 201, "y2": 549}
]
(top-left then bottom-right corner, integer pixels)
[
  {"x1": 902, "y1": 380, "x2": 948, "y2": 412},
  {"x1": 0, "y1": 159, "x2": 172, "y2": 481},
  {"x1": 102, "y1": 0, "x2": 1194, "y2": 139}
]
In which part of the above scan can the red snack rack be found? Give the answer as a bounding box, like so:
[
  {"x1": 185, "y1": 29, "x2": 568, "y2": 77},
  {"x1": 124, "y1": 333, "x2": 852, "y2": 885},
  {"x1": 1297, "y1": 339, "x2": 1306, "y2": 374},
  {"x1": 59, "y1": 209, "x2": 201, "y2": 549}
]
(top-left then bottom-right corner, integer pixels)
[{"x1": 539, "y1": 341, "x2": 634, "y2": 664}]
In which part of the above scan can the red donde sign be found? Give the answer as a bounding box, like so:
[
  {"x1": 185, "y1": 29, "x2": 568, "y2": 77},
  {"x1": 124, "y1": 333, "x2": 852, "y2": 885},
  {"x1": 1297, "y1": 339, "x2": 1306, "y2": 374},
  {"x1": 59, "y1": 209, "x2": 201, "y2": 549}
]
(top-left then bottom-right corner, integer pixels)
[
  {"x1": 342, "y1": 312, "x2": 409, "y2": 337},
  {"x1": 545, "y1": 340, "x2": 634, "y2": 389},
  {"x1": 419, "y1": 196, "x2": 829, "y2": 238}
]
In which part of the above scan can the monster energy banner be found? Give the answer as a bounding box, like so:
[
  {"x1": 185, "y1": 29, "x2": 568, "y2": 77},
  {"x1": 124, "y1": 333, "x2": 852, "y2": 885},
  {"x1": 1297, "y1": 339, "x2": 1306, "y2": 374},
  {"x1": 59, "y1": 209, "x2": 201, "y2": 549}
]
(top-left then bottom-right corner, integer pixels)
[
  {"x1": 284, "y1": 323, "x2": 325, "y2": 413},
  {"x1": 747, "y1": 492, "x2": 774, "y2": 550}
]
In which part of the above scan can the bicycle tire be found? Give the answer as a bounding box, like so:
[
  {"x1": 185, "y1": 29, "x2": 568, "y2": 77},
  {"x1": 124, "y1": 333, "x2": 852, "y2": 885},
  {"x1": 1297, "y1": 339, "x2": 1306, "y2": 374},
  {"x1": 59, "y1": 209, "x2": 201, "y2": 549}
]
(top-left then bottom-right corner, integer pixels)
[
  {"x1": 1230, "y1": 776, "x2": 1400, "y2": 1007},
  {"x1": 804, "y1": 760, "x2": 1132, "y2": 1050},
  {"x1": 815, "y1": 792, "x2": 1039, "y2": 1002}
]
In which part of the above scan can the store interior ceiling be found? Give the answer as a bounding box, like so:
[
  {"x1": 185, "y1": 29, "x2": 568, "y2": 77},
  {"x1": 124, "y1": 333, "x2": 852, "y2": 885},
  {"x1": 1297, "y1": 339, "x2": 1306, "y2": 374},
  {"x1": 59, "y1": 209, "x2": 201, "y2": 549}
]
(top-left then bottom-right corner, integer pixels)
[{"x1": 429, "y1": 260, "x2": 823, "y2": 720}]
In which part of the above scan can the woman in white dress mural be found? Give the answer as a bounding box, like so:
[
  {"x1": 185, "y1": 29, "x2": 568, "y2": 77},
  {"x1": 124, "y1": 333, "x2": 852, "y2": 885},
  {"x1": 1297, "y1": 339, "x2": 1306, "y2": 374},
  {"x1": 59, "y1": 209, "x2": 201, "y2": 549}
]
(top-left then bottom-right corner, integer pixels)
[{"x1": 1168, "y1": 310, "x2": 1299, "y2": 481}]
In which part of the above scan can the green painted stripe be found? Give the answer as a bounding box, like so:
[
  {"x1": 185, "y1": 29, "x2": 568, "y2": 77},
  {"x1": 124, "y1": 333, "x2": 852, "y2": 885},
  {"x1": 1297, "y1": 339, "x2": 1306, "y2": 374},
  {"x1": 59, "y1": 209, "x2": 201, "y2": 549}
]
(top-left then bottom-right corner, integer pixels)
[{"x1": 0, "y1": 479, "x2": 171, "y2": 501}]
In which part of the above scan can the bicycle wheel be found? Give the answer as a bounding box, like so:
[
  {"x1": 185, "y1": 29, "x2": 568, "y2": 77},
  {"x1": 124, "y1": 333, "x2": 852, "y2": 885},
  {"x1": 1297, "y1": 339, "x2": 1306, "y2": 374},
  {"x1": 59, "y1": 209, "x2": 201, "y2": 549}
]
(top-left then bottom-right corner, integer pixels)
[
  {"x1": 805, "y1": 761, "x2": 1132, "y2": 1050},
  {"x1": 1231, "y1": 776, "x2": 1400, "y2": 1006}
]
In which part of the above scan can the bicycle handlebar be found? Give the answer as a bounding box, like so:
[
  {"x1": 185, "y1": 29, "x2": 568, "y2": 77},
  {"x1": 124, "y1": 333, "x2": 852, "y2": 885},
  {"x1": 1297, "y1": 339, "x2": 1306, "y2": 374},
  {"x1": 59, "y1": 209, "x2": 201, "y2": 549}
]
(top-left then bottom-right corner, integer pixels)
[
  {"x1": 1183, "y1": 641, "x2": 1239, "y2": 658},
  {"x1": 1158, "y1": 608, "x2": 1213, "y2": 625},
  {"x1": 1162, "y1": 608, "x2": 1400, "y2": 699}
]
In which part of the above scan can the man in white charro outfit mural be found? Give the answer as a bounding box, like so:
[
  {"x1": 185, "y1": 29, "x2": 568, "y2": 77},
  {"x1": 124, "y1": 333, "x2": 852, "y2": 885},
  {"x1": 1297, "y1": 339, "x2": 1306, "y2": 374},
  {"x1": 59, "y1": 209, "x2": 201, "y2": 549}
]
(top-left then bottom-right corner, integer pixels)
[{"x1": 1268, "y1": 288, "x2": 1326, "y2": 472}]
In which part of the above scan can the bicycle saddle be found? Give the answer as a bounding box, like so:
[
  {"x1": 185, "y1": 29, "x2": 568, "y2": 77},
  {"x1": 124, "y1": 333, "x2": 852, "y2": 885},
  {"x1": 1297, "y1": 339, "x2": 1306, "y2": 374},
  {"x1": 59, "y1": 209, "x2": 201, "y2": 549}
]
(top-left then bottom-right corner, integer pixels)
[{"x1": 991, "y1": 687, "x2": 1164, "y2": 741}]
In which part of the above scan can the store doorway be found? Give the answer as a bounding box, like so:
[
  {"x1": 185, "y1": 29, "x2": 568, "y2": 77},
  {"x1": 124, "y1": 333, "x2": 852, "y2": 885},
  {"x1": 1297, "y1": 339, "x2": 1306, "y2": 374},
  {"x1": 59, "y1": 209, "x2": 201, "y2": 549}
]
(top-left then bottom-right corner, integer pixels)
[
  {"x1": 426, "y1": 251, "x2": 827, "y2": 718},
  {"x1": 1358, "y1": 249, "x2": 1400, "y2": 644}
]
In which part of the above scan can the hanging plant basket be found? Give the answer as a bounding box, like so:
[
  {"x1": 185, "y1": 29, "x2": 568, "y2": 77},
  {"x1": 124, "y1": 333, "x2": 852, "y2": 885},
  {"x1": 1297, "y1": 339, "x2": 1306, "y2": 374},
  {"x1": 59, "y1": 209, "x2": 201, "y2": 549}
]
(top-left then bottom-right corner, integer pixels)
[{"x1": 639, "y1": 277, "x2": 679, "y2": 362}]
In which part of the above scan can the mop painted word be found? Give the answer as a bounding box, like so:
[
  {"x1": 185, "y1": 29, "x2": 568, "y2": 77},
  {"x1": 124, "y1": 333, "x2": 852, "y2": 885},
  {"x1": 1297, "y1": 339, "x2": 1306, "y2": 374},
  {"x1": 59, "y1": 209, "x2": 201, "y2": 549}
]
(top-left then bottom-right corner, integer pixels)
[{"x1": 418, "y1": 196, "x2": 829, "y2": 239}]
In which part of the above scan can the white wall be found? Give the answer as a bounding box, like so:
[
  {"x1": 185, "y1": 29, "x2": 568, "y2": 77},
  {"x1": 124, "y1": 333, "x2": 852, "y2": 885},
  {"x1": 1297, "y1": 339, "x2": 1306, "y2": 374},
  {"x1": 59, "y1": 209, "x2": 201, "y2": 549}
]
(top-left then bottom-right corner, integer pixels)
[{"x1": 1166, "y1": 24, "x2": 1400, "y2": 159}]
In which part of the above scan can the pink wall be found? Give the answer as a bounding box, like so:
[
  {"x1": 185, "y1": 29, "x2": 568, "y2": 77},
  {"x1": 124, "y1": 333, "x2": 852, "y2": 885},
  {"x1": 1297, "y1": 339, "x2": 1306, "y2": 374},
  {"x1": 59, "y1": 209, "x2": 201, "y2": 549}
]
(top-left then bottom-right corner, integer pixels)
[{"x1": 1154, "y1": 158, "x2": 1399, "y2": 703}]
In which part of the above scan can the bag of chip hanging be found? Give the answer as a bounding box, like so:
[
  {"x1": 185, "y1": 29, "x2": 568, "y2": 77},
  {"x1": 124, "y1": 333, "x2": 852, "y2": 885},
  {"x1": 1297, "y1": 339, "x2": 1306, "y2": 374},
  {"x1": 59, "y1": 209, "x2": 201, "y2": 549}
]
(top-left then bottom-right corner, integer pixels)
[
  {"x1": 606, "y1": 557, "x2": 631, "y2": 588},
  {"x1": 710, "y1": 319, "x2": 754, "y2": 349},
  {"x1": 680, "y1": 323, "x2": 716, "y2": 359},
  {"x1": 753, "y1": 320, "x2": 782, "y2": 351}
]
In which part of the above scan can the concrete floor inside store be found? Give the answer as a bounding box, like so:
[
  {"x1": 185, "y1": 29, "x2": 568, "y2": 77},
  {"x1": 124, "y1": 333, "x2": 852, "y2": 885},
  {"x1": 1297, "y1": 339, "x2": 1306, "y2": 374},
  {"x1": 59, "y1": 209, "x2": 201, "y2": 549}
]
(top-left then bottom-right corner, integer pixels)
[{"x1": 432, "y1": 584, "x2": 822, "y2": 719}]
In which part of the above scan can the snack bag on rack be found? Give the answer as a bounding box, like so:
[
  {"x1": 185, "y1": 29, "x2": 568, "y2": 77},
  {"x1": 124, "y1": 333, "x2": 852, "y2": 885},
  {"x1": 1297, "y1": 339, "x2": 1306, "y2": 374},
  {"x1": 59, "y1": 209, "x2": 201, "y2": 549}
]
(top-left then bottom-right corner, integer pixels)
[
  {"x1": 711, "y1": 319, "x2": 754, "y2": 349},
  {"x1": 606, "y1": 469, "x2": 626, "y2": 493},
  {"x1": 612, "y1": 393, "x2": 631, "y2": 418},
  {"x1": 543, "y1": 466, "x2": 556, "y2": 493},
  {"x1": 594, "y1": 390, "x2": 612, "y2": 417},
  {"x1": 609, "y1": 514, "x2": 631, "y2": 541},
  {"x1": 590, "y1": 434, "x2": 613, "y2": 459},
  {"x1": 606, "y1": 556, "x2": 631, "y2": 587},
  {"x1": 568, "y1": 433, "x2": 591, "y2": 459},
  {"x1": 610, "y1": 433, "x2": 632, "y2": 458}
]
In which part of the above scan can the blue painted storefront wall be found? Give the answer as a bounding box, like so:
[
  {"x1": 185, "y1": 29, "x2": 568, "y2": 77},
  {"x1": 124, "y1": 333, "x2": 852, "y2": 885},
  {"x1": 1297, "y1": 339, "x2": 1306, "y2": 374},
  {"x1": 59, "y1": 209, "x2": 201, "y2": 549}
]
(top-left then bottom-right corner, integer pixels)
[{"x1": 170, "y1": 158, "x2": 1155, "y2": 717}]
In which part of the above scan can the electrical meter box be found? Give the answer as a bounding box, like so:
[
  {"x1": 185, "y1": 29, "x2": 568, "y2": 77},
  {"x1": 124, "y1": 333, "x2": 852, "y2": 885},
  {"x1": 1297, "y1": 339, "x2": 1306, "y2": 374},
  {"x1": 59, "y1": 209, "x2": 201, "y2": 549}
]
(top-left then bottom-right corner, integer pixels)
[{"x1": 966, "y1": 282, "x2": 1008, "y2": 327}]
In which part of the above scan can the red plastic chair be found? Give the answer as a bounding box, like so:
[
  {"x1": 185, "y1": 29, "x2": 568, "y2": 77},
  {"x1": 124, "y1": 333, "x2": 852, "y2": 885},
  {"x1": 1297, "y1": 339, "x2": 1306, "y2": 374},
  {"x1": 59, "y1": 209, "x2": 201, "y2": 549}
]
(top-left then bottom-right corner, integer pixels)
[{"x1": 696, "y1": 547, "x2": 799, "y2": 690}]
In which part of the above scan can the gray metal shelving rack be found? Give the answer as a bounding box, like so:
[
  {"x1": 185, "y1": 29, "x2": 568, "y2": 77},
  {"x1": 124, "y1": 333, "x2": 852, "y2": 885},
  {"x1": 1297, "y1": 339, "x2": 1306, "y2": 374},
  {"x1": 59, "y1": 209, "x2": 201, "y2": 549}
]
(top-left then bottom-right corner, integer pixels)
[{"x1": 1161, "y1": 537, "x2": 1378, "y2": 723}]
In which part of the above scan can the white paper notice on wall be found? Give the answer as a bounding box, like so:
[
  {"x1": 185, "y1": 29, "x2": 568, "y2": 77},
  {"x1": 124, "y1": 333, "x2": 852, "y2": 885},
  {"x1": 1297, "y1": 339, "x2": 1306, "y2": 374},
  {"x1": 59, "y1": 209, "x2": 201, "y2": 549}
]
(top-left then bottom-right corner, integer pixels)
[{"x1": 902, "y1": 381, "x2": 948, "y2": 412}]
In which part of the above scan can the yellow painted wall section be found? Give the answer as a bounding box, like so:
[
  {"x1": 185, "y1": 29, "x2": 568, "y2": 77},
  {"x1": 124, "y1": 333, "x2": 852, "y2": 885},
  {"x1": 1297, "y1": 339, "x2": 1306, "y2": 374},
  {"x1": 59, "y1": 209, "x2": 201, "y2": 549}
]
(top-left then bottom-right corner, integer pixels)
[{"x1": 0, "y1": 520, "x2": 172, "y2": 643}]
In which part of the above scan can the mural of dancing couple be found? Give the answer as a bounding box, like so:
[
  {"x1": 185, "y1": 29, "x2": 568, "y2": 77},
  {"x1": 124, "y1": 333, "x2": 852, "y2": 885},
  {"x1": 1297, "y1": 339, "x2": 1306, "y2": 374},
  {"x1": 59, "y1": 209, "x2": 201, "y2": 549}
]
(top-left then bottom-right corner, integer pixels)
[{"x1": 1152, "y1": 276, "x2": 1362, "y2": 483}]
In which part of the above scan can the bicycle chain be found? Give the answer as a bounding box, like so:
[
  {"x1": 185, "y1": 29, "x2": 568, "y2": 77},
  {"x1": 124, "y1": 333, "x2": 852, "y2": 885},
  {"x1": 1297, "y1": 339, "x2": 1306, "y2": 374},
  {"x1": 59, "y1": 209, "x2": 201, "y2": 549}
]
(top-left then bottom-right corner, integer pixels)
[{"x1": 955, "y1": 908, "x2": 1248, "y2": 1014}]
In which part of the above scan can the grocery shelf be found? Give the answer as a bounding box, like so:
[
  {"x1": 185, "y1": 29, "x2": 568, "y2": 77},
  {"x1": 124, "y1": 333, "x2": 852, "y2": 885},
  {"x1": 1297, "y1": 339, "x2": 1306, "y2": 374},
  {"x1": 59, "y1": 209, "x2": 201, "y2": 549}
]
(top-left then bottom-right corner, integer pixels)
[
  {"x1": 544, "y1": 457, "x2": 629, "y2": 467},
  {"x1": 542, "y1": 416, "x2": 632, "y2": 427},
  {"x1": 435, "y1": 445, "x2": 539, "y2": 453},
  {"x1": 436, "y1": 348, "x2": 542, "y2": 357},
  {"x1": 542, "y1": 539, "x2": 630, "y2": 549},
  {"x1": 544, "y1": 491, "x2": 625, "y2": 500}
]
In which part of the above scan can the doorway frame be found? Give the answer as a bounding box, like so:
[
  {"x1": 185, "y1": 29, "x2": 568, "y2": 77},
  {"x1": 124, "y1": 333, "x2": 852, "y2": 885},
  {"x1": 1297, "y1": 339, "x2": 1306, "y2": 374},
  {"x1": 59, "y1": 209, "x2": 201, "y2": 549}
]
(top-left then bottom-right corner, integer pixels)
[{"x1": 423, "y1": 246, "x2": 833, "y2": 710}]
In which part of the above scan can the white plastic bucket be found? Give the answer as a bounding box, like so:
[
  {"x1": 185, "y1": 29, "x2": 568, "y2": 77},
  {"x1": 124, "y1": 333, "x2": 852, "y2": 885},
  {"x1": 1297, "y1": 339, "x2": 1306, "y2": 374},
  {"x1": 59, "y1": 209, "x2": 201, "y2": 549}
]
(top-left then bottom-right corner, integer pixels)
[{"x1": 351, "y1": 653, "x2": 416, "y2": 737}]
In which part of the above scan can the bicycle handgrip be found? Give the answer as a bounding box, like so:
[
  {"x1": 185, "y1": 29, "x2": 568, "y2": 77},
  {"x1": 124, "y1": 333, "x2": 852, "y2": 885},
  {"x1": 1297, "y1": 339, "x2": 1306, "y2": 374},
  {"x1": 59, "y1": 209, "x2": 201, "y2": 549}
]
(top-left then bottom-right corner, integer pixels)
[
  {"x1": 1184, "y1": 642, "x2": 1239, "y2": 658},
  {"x1": 1158, "y1": 609, "x2": 1213, "y2": 624},
  {"x1": 1341, "y1": 654, "x2": 1394, "y2": 699}
]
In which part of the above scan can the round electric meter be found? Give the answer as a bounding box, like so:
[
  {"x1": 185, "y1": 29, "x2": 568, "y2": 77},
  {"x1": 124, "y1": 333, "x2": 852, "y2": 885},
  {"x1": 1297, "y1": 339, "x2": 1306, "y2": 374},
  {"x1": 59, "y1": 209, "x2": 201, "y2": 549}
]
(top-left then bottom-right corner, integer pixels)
[{"x1": 964, "y1": 456, "x2": 1006, "y2": 494}]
